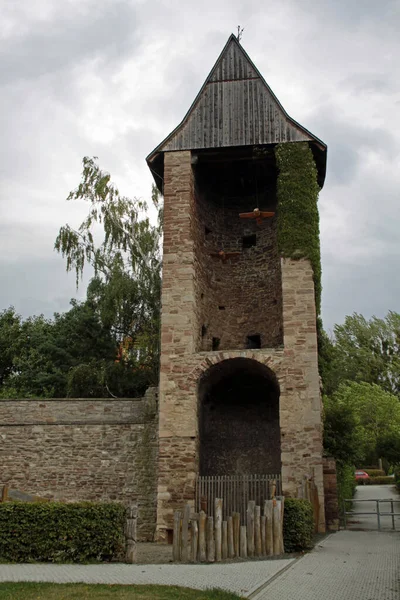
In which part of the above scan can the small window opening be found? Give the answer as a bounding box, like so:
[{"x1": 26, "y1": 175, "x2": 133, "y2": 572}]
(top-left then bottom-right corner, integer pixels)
[
  {"x1": 201, "y1": 325, "x2": 207, "y2": 337},
  {"x1": 246, "y1": 334, "x2": 261, "y2": 349},
  {"x1": 212, "y1": 337, "x2": 220, "y2": 351},
  {"x1": 205, "y1": 226, "x2": 212, "y2": 238},
  {"x1": 242, "y1": 234, "x2": 256, "y2": 249},
  {"x1": 218, "y1": 306, "x2": 225, "y2": 310},
  {"x1": 201, "y1": 293, "x2": 204, "y2": 299}
]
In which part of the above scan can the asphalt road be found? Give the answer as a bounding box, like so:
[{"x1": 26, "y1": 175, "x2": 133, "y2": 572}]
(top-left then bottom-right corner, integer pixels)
[{"x1": 346, "y1": 484, "x2": 400, "y2": 531}]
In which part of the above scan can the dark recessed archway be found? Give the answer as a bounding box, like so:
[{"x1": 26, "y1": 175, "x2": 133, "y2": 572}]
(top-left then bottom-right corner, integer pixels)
[{"x1": 198, "y1": 358, "x2": 281, "y2": 475}]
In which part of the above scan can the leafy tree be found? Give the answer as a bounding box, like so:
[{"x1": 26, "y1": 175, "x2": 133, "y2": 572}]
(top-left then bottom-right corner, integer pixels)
[
  {"x1": 332, "y1": 312, "x2": 400, "y2": 396},
  {"x1": 376, "y1": 432, "x2": 400, "y2": 466},
  {"x1": 55, "y1": 157, "x2": 162, "y2": 389},
  {"x1": 326, "y1": 381, "x2": 400, "y2": 465},
  {"x1": 0, "y1": 307, "x2": 22, "y2": 387},
  {"x1": 1, "y1": 301, "x2": 117, "y2": 398},
  {"x1": 317, "y1": 318, "x2": 340, "y2": 396},
  {"x1": 323, "y1": 396, "x2": 363, "y2": 465}
]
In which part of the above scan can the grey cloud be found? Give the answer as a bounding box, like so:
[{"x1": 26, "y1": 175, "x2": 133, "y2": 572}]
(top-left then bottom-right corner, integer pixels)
[
  {"x1": 0, "y1": 0, "x2": 399, "y2": 334},
  {"x1": 0, "y1": 257, "x2": 89, "y2": 319},
  {"x1": 0, "y1": 2, "x2": 140, "y2": 85},
  {"x1": 308, "y1": 108, "x2": 398, "y2": 186},
  {"x1": 308, "y1": 0, "x2": 399, "y2": 31},
  {"x1": 322, "y1": 251, "x2": 400, "y2": 332}
]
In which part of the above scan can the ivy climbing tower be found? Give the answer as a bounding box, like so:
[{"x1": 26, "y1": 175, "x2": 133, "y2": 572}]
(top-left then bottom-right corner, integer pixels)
[{"x1": 147, "y1": 34, "x2": 327, "y2": 541}]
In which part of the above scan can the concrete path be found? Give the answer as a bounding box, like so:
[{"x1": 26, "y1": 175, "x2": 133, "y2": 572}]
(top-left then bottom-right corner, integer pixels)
[
  {"x1": 347, "y1": 484, "x2": 400, "y2": 531},
  {"x1": 0, "y1": 558, "x2": 294, "y2": 597},
  {"x1": 252, "y1": 530, "x2": 400, "y2": 600},
  {"x1": 0, "y1": 529, "x2": 399, "y2": 599}
]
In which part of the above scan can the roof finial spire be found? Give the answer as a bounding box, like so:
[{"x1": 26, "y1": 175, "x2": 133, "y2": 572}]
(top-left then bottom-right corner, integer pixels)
[{"x1": 237, "y1": 26, "x2": 244, "y2": 43}]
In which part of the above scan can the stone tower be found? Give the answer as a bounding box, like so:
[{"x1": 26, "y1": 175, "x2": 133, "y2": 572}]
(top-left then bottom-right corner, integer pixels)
[{"x1": 147, "y1": 35, "x2": 327, "y2": 541}]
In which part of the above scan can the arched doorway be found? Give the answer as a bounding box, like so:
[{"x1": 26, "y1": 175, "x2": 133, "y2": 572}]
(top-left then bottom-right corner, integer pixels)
[{"x1": 198, "y1": 358, "x2": 281, "y2": 475}]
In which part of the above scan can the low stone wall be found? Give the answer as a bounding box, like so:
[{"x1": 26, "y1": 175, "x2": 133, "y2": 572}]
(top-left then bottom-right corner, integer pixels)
[
  {"x1": 323, "y1": 456, "x2": 339, "y2": 531},
  {"x1": 0, "y1": 388, "x2": 158, "y2": 541}
]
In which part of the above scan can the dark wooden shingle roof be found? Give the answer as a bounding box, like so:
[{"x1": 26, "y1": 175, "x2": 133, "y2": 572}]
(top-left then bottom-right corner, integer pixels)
[{"x1": 147, "y1": 34, "x2": 327, "y2": 186}]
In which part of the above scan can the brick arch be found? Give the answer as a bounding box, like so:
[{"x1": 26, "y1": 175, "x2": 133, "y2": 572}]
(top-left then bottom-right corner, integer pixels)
[
  {"x1": 197, "y1": 356, "x2": 281, "y2": 476},
  {"x1": 187, "y1": 351, "x2": 281, "y2": 388}
]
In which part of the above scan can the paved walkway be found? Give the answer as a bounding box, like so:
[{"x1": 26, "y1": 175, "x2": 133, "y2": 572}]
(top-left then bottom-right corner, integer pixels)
[
  {"x1": 252, "y1": 530, "x2": 400, "y2": 600},
  {"x1": 0, "y1": 558, "x2": 294, "y2": 597},
  {"x1": 347, "y1": 484, "x2": 400, "y2": 530},
  {"x1": 0, "y1": 529, "x2": 399, "y2": 599}
]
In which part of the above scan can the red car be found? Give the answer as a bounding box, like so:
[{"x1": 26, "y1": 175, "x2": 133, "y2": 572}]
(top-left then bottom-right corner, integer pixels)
[{"x1": 355, "y1": 470, "x2": 370, "y2": 483}]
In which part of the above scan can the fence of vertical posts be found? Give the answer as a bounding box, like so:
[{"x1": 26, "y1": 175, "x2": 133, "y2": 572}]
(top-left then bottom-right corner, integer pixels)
[
  {"x1": 173, "y1": 495, "x2": 285, "y2": 563},
  {"x1": 195, "y1": 474, "x2": 282, "y2": 524}
]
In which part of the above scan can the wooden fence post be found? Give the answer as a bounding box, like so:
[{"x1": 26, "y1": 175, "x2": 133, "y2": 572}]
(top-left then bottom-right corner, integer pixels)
[
  {"x1": 222, "y1": 521, "x2": 228, "y2": 559},
  {"x1": 261, "y1": 515, "x2": 266, "y2": 555},
  {"x1": 125, "y1": 504, "x2": 137, "y2": 564},
  {"x1": 264, "y1": 500, "x2": 273, "y2": 556},
  {"x1": 173, "y1": 511, "x2": 182, "y2": 561},
  {"x1": 254, "y1": 505, "x2": 261, "y2": 557},
  {"x1": 240, "y1": 525, "x2": 247, "y2": 558},
  {"x1": 273, "y1": 498, "x2": 282, "y2": 555},
  {"x1": 191, "y1": 519, "x2": 198, "y2": 563},
  {"x1": 227, "y1": 516, "x2": 235, "y2": 558},
  {"x1": 181, "y1": 504, "x2": 191, "y2": 562},
  {"x1": 270, "y1": 479, "x2": 277, "y2": 499},
  {"x1": 279, "y1": 496, "x2": 285, "y2": 554},
  {"x1": 247, "y1": 500, "x2": 255, "y2": 557},
  {"x1": 198, "y1": 511, "x2": 207, "y2": 562},
  {"x1": 233, "y1": 512, "x2": 240, "y2": 557},
  {"x1": 215, "y1": 498, "x2": 223, "y2": 562},
  {"x1": 206, "y1": 516, "x2": 215, "y2": 562}
]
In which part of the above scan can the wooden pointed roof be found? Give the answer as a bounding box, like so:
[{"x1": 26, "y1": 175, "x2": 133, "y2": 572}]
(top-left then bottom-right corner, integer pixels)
[{"x1": 147, "y1": 34, "x2": 327, "y2": 187}]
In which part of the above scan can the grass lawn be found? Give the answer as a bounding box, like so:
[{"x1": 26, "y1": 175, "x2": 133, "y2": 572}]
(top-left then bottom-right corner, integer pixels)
[{"x1": 0, "y1": 583, "x2": 244, "y2": 599}]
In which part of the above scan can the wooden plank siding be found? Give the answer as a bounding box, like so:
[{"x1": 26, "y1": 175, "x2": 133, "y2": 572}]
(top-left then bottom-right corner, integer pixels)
[
  {"x1": 161, "y1": 78, "x2": 311, "y2": 153},
  {"x1": 147, "y1": 35, "x2": 326, "y2": 166}
]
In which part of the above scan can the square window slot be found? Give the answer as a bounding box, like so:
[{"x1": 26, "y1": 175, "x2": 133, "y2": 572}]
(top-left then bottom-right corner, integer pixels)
[
  {"x1": 212, "y1": 337, "x2": 220, "y2": 351},
  {"x1": 242, "y1": 234, "x2": 257, "y2": 249},
  {"x1": 246, "y1": 334, "x2": 261, "y2": 349}
]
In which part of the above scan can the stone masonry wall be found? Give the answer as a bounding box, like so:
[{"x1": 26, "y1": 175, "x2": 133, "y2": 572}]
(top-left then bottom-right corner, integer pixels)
[
  {"x1": 0, "y1": 389, "x2": 158, "y2": 541},
  {"x1": 280, "y1": 257, "x2": 325, "y2": 532},
  {"x1": 193, "y1": 181, "x2": 283, "y2": 352},
  {"x1": 158, "y1": 151, "x2": 325, "y2": 539},
  {"x1": 158, "y1": 150, "x2": 325, "y2": 539}
]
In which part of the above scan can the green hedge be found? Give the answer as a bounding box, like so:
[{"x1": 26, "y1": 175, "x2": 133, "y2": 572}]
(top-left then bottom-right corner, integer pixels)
[
  {"x1": 364, "y1": 469, "x2": 385, "y2": 477},
  {"x1": 362, "y1": 476, "x2": 395, "y2": 485},
  {"x1": 283, "y1": 498, "x2": 314, "y2": 552},
  {"x1": 0, "y1": 503, "x2": 126, "y2": 563}
]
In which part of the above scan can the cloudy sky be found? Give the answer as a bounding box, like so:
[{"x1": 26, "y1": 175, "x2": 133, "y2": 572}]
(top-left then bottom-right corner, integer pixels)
[{"x1": 0, "y1": 0, "x2": 399, "y2": 333}]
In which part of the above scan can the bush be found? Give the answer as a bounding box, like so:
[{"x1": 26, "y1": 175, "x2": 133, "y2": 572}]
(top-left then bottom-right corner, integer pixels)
[
  {"x1": 283, "y1": 498, "x2": 314, "y2": 552},
  {"x1": 362, "y1": 476, "x2": 395, "y2": 485},
  {"x1": 336, "y1": 463, "x2": 356, "y2": 512},
  {"x1": 0, "y1": 502, "x2": 126, "y2": 563},
  {"x1": 364, "y1": 469, "x2": 385, "y2": 477}
]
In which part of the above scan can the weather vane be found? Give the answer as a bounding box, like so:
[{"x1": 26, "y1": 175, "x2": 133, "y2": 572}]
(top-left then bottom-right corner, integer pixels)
[{"x1": 237, "y1": 26, "x2": 244, "y2": 42}]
